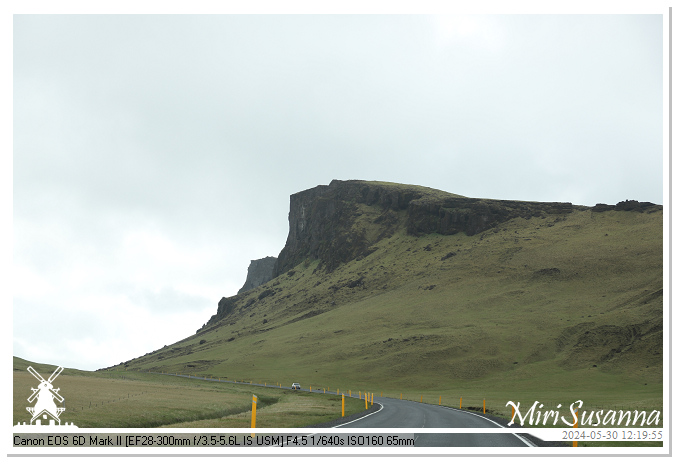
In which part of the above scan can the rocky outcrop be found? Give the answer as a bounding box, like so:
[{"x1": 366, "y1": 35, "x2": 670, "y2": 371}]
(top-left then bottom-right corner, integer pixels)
[
  {"x1": 237, "y1": 257, "x2": 277, "y2": 294},
  {"x1": 592, "y1": 200, "x2": 659, "y2": 213},
  {"x1": 405, "y1": 196, "x2": 574, "y2": 237},
  {"x1": 198, "y1": 295, "x2": 242, "y2": 332},
  {"x1": 273, "y1": 180, "x2": 575, "y2": 276}
]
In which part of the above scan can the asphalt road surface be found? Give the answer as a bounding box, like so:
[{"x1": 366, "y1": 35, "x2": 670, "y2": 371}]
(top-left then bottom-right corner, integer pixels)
[{"x1": 334, "y1": 396, "x2": 535, "y2": 447}]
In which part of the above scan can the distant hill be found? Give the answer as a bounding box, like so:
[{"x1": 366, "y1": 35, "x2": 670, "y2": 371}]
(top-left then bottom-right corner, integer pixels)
[
  {"x1": 115, "y1": 180, "x2": 662, "y2": 403},
  {"x1": 13, "y1": 356, "x2": 93, "y2": 377},
  {"x1": 13, "y1": 356, "x2": 61, "y2": 373}
]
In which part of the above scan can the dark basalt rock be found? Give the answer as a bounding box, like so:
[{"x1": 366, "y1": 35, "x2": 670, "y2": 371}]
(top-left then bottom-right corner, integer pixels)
[
  {"x1": 238, "y1": 256, "x2": 277, "y2": 294},
  {"x1": 592, "y1": 200, "x2": 659, "y2": 213},
  {"x1": 592, "y1": 203, "x2": 615, "y2": 212},
  {"x1": 614, "y1": 200, "x2": 659, "y2": 212},
  {"x1": 273, "y1": 180, "x2": 574, "y2": 276},
  {"x1": 405, "y1": 196, "x2": 573, "y2": 237}
]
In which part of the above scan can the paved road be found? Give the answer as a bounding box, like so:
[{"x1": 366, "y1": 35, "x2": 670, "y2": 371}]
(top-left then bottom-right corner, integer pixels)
[
  {"x1": 156, "y1": 373, "x2": 535, "y2": 447},
  {"x1": 335, "y1": 396, "x2": 534, "y2": 447}
]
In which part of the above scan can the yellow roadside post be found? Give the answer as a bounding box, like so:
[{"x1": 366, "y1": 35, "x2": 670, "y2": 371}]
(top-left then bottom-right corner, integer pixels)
[
  {"x1": 359, "y1": 391, "x2": 362, "y2": 400},
  {"x1": 251, "y1": 395, "x2": 257, "y2": 437},
  {"x1": 400, "y1": 393, "x2": 402, "y2": 400},
  {"x1": 483, "y1": 399, "x2": 486, "y2": 414},
  {"x1": 420, "y1": 395, "x2": 423, "y2": 403},
  {"x1": 349, "y1": 390, "x2": 351, "y2": 397},
  {"x1": 342, "y1": 394, "x2": 345, "y2": 417},
  {"x1": 337, "y1": 389, "x2": 339, "y2": 395},
  {"x1": 371, "y1": 393, "x2": 374, "y2": 406},
  {"x1": 364, "y1": 393, "x2": 368, "y2": 410},
  {"x1": 439, "y1": 396, "x2": 441, "y2": 406},
  {"x1": 310, "y1": 386, "x2": 312, "y2": 392},
  {"x1": 460, "y1": 397, "x2": 462, "y2": 409},
  {"x1": 573, "y1": 408, "x2": 578, "y2": 447}
]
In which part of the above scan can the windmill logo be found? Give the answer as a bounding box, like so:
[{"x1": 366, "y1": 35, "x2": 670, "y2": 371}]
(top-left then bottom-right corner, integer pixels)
[{"x1": 14, "y1": 366, "x2": 77, "y2": 429}]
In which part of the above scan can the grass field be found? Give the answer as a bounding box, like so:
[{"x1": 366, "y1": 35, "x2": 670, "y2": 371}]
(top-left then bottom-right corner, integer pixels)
[{"x1": 13, "y1": 357, "x2": 367, "y2": 428}]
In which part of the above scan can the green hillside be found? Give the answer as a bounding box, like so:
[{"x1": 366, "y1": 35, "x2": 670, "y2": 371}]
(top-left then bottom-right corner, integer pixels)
[
  {"x1": 115, "y1": 180, "x2": 663, "y2": 419},
  {"x1": 12, "y1": 357, "x2": 367, "y2": 427}
]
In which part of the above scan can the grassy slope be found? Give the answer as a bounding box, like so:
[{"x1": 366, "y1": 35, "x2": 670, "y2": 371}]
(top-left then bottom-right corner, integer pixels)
[
  {"x1": 13, "y1": 357, "x2": 366, "y2": 427},
  {"x1": 118, "y1": 192, "x2": 663, "y2": 422}
]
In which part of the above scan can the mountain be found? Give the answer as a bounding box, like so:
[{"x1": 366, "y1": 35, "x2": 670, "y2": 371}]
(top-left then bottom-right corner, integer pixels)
[{"x1": 117, "y1": 180, "x2": 662, "y2": 404}]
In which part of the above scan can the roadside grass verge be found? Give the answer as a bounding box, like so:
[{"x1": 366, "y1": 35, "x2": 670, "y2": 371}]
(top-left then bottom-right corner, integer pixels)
[
  {"x1": 161, "y1": 389, "x2": 366, "y2": 428},
  {"x1": 12, "y1": 366, "x2": 364, "y2": 428}
]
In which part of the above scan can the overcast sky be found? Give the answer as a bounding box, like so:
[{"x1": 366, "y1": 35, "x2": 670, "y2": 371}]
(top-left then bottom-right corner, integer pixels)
[{"x1": 11, "y1": 12, "x2": 665, "y2": 371}]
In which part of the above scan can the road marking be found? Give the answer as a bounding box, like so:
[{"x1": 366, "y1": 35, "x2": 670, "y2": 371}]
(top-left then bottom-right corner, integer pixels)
[
  {"x1": 333, "y1": 402, "x2": 384, "y2": 427},
  {"x1": 438, "y1": 405, "x2": 537, "y2": 447},
  {"x1": 507, "y1": 433, "x2": 536, "y2": 447}
]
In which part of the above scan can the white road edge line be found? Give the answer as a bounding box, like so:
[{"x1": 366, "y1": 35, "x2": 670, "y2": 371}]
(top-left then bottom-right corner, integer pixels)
[
  {"x1": 438, "y1": 405, "x2": 537, "y2": 447},
  {"x1": 333, "y1": 401, "x2": 385, "y2": 427}
]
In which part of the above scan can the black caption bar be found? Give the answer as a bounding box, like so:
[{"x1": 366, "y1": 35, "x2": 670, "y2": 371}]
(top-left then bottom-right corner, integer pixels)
[{"x1": 13, "y1": 433, "x2": 416, "y2": 447}]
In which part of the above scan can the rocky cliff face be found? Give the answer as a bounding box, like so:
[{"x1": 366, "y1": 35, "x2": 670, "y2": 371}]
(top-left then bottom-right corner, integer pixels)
[
  {"x1": 273, "y1": 179, "x2": 577, "y2": 276},
  {"x1": 237, "y1": 257, "x2": 277, "y2": 294},
  {"x1": 198, "y1": 180, "x2": 659, "y2": 333}
]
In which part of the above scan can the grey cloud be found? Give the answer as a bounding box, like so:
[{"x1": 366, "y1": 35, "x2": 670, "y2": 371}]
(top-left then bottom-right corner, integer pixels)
[{"x1": 13, "y1": 14, "x2": 663, "y2": 370}]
